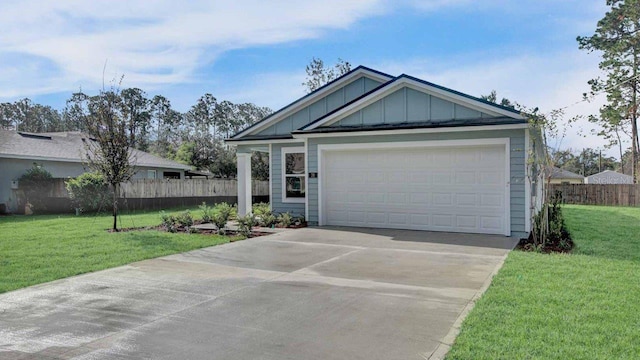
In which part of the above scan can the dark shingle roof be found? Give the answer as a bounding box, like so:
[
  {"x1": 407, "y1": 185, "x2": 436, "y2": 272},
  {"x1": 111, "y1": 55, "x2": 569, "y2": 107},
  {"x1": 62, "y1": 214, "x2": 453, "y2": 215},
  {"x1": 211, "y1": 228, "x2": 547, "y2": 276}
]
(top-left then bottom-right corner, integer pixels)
[
  {"x1": 550, "y1": 167, "x2": 584, "y2": 179},
  {"x1": 293, "y1": 117, "x2": 525, "y2": 134},
  {"x1": 0, "y1": 130, "x2": 191, "y2": 170}
]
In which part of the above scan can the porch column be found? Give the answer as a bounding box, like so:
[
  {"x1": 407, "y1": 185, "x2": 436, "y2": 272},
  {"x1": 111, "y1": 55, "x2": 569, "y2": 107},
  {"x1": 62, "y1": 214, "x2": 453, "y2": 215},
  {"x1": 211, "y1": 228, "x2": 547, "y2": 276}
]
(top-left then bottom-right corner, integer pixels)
[{"x1": 237, "y1": 152, "x2": 252, "y2": 216}]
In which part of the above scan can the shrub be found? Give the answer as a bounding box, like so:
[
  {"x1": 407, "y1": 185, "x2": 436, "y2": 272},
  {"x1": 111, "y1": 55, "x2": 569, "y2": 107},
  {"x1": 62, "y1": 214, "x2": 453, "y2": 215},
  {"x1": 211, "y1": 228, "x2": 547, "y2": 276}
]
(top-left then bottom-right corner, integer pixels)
[
  {"x1": 212, "y1": 202, "x2": 233, "y2": 234},
  {"x1": 232, "y1": 204, "x2": 238, "y2": 220},
  {"x1": 252, "y1": 202, "x2": 270, "y2": 217},
  {"x1": 525, "y1": 191, "x2": 573, "y2": 253},
  {"x1": 262, "y1": 214, "x2": 277, "y2": 228},
  {"x1": 18, "y1": 163, "x2": 53, "y2": 211},
  {"x1": 199, "y1": 202, "x2": 215, "y2": 223},
  {"x1": 252, "y1": 202, "x2": 276, "y2": 227},
  {"x1": 160, "y1": 211, "x2": 178, "y2": 233},
  {"x1": 176, "y1": 210, "x2": 193, "y2": 228},
  {"x1": 65, "y1": 172, "x2": 112, "y2": 213},
  {"x1": 236, "y1": 214, "x2": 256, "y2": 237},
  {"x1": 277, "y1": 212, "x2": 293, "y2": 228}
]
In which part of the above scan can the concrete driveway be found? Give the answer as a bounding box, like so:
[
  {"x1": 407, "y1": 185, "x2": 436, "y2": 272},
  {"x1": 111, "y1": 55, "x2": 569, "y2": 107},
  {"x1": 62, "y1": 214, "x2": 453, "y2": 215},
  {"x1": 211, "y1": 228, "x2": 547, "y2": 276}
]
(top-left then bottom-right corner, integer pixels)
[{"x1": 0, "y1": 227, "x2": 517, "y2": 360}]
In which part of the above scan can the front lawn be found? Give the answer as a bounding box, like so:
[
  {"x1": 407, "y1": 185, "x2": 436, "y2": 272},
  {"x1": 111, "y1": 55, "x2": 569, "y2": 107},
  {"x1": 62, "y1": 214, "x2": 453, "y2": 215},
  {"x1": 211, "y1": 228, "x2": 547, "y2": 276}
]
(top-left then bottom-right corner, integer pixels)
[
  {"x1": 0, "y1": 208, "x2": 235, "y2": 294},
  {"x1": 447, "y1": 205, "x2": 640, "y2": 359}
]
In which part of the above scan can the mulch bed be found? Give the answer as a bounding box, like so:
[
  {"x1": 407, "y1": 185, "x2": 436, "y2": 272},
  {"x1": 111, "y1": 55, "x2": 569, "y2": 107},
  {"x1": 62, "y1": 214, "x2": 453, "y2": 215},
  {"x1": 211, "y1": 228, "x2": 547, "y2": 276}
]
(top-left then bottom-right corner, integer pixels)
[{"x1": 516, "y1": 236, "x2": 575, "y2": 254}]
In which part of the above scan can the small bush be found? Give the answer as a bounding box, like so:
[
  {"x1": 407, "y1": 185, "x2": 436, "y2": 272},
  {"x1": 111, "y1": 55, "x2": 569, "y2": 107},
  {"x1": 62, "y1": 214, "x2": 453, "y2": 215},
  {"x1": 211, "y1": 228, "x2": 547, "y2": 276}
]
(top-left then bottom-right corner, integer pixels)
[
  {"x1": 236, "y1": 214, "x2": 256, "y2": 237},
  {"x1": 212, "y1": 202, "x2": 233, "y2": 234},
  {"x1": 277, "y1": 212, "x2": 293, "y2": 228},
  {"x1": 66, "y1": 172, "x2": 112, "y2": 213},
  {"x1": 262, "y1": 214, "x2": 277, "y2": 227},
  {"x1": 524, "y1": 191, "x2": 573, "y2": 253},
  {"x1": 199, "y1": 202, "x2": 215, "y2": 223},
  {"x1": 252, "y1": 202, "x2": 270, "y2": 217},
  {"x1": 18, "y1": 163, "x2": 53, "y2": 211},
  {"x1": 252, "y1": 202, "x2": 276, "y2": 227},
  {"x1": 176, "y1": 210, "x2": 194, "y2": 228},
  {"x1": 160, "y1": 211, "x2": 178, "y2": 233}
]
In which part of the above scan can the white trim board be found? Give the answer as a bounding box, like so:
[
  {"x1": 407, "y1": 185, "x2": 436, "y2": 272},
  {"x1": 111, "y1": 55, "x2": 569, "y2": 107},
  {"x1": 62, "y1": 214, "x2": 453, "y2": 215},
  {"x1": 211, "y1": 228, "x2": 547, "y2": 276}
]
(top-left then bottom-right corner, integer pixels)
[
  {"x1": 524, "y1": 128, "x2": 531, "y2": 233},
  {"x1": 232, "y1": 69, "x2": 393, "y2": 139},
  {"x1": 302, "y1": 77, "x2": 525, "y2": 131},
  {"x1": 281, "y1": 146, "x2": 306, "y2": 204},
  {"x1": 293, "y1": 123, "x2": 527, "y2": 139},
  {"x1": 268, "y1": 143, "x2": 273, "y2": 211},
  {"x1": 0, "y1": 153, "x2": 191, "y2": 170},
  {"x1": 226, "y1": 138, "x2": 302, "y2": 145},
  {"x1": 317, "y1": 138, "x2": 511, "y2": 236}
]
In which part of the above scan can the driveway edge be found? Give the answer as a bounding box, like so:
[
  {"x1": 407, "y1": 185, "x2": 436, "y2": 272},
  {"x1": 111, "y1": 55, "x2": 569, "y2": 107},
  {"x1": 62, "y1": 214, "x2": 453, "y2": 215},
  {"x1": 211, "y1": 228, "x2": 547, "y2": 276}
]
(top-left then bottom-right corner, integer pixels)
[{"x1": 426, "y1": 251, "x2": 510, "y2": 360}]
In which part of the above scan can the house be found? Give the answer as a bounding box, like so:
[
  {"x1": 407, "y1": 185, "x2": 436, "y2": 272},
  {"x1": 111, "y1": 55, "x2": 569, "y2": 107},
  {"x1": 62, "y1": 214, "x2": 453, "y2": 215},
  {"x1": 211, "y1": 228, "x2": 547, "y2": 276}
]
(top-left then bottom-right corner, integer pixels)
[
  {"x1": 227, "y1": 66, "x2": 543, "y2": 238},
  {"x1": 549, "y1": 167, "x2": 584, "y2": 184},
  {"x1": 585, "y1": 170, "x2": 634, "y2": 184},
  {"x1": 0, "y1": 130, "x2": 191, "y2": 212}
]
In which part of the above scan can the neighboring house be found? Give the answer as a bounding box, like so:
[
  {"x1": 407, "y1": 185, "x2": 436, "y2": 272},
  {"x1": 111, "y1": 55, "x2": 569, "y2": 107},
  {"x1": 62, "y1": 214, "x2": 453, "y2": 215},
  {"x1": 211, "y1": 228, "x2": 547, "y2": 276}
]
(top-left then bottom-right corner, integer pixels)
[
  {"x1": 549, "y1": 167, "x2": 584, "y2": 184},
  {"x1": 585, "y1": 170, "x2": 634, "y2": 184},
  {"x1": 227, "y1": 66, "x2": 543, "y2": 238},
  {"x1": 0, "y1": 130, "x2": 191, "y2": 212}
]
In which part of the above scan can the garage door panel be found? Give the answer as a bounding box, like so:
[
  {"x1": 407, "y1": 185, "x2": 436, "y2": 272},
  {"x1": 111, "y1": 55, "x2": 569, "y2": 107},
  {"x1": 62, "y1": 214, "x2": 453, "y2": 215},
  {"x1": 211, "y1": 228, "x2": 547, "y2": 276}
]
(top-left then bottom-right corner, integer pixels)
[{"x1": 322, "y1": 145, "x2": 507, "y2": 235}]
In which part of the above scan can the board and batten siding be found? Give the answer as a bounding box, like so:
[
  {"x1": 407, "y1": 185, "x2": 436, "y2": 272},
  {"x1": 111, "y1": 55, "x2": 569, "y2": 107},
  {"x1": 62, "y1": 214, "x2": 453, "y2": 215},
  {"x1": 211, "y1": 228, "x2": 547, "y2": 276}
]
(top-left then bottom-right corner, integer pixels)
[
  {"x1": 307, "y1": 129, "x2": 527, "y2": 238},
  {"x1": 326, "y1": 87, "x2": 498, "y2": 128},
  {"x1": 257, "y1": 76, "x2": 383, "y2": 136}
]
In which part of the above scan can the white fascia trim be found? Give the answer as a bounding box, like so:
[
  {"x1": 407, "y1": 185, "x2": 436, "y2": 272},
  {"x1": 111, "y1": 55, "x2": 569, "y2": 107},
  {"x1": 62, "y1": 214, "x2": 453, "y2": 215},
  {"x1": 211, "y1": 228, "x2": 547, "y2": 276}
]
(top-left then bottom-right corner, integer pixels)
[
  {"x1": 304, "y1": 77, "x2": 525, "y2": 131},
  {"x1": 524, "y1": 128, "x2": 531, "y2": 233},
  {"x1": 226, "y1": 138, "x2": 302, "y2": 145},
  {"x1": 316, "y1": 138, "x2": 510, "y2": 151},
  {"x1": 0, "y1": 153, "x2": 190, "y2": 171},
  {"x1": 317, "y1": 137, "x2": 512, "y2": 236},
  {"x1": 0, "y1": 153, "x2": 85, "y2": 163},
  {"x1": 281, "y1": 146, "x2": 306, "y2": 204},
  {"x1": 232, "y1": 69, "x2": 393, "y2": 139},
  {"x1": 268, "y1": 143, "x2": 273, "y2": 211},
  {"x1": 304, "y1": 139, "x2": 309, "y2": 220},
  {"x1": 293, "y1": 123, "x2": 528, "y2": 139}
]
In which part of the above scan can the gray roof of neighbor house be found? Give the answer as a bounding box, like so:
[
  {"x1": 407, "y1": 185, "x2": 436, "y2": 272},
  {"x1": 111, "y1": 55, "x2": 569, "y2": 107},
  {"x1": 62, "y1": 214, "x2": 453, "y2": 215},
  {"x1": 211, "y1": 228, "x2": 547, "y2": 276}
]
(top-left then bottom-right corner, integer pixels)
[
  {"x1": 0, "y1": 130, "x2": 191, "y2": 170},
  {"x1": 586, "y1": 170, "x2": 634, "y2": 184},
  {"x1": 550, "y1": 167, "x2": 584, "y2": 179}
]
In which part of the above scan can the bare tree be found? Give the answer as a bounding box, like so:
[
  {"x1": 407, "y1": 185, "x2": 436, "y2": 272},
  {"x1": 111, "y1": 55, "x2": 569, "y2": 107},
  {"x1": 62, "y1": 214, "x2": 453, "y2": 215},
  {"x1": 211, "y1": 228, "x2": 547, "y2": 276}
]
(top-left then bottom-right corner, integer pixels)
[
  {"x1": 303, "y1": 57, "x2": 351, "y2": 93},
  {"x1": 82, "y1": 87, "x2": 137, "y2": 231}
]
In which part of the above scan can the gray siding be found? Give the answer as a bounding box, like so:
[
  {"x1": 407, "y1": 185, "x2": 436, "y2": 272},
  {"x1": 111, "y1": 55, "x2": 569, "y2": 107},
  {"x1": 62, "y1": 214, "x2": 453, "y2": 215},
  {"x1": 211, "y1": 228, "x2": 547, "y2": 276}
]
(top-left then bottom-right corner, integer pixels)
[
  {"x1": 257, "y1": 76, "x2": 383, "y2": 136},
  {"x1": 270, "y1": 143, "x2": 305, "y2": 217},
  {"x1": 329, "y1": 88, "x2": 497, "y2": 127},
  {"x1": 0, "y1": 157, "x2": 183, "y2": 212},
  {"x1": 306, "y1": 129, "x2": 527, "y2": 237}
]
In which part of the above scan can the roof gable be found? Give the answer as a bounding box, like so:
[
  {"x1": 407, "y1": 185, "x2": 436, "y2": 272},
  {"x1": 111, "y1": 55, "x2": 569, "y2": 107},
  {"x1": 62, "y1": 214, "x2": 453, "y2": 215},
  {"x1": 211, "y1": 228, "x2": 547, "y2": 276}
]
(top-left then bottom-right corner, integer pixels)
[
  {"x1": 299, "y1": 75, "x2": 525, "y2": 132},
  {"x1": 230, "y1": 66, "x2": 393, "y2": 139}
]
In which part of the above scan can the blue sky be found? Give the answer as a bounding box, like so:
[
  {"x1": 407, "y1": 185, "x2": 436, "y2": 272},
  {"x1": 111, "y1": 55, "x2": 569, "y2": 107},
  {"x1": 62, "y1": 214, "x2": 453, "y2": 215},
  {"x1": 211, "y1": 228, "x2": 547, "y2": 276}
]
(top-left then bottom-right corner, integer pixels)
[{"x1": 0, "y1": 1, "x2": 614, "y2": 154}]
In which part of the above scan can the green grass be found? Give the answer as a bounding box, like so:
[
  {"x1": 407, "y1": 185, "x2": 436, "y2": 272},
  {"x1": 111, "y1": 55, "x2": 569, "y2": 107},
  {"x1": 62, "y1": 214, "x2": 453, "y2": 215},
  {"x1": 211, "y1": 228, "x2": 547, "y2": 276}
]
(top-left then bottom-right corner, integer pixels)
[
  {"x1": 0, "y1": 208, "x2": 236, "y2": 294},
  {"x1": 446, "y1": 205, "x2": 640, "y2": 360}
]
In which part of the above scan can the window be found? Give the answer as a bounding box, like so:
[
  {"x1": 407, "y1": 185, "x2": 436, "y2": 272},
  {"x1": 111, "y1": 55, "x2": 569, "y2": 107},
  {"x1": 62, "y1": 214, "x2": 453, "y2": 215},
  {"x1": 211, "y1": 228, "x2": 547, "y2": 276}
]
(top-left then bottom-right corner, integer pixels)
[
  {"x1": 282, "y1": 147, "x2": 305, "y2": 202},
  {"x1": 147, "y1": 170, "x2": 157, "y2": 179}
]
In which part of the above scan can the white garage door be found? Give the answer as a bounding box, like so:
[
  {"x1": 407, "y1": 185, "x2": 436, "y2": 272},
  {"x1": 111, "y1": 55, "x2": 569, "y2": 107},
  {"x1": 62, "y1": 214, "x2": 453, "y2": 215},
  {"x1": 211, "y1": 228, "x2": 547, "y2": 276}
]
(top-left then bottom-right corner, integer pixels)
[{"x1": 321, "y1": 144, "x2": 508, "y2": 235}]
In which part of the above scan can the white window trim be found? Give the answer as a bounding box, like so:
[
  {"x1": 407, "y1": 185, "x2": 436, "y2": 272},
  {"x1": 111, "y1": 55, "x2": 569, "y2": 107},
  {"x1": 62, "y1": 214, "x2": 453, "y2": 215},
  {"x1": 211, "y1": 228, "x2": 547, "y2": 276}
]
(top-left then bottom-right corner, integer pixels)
[
  {"x1": 281, "y1": 146, "x2": 306, "y2": 204},
  {"x1": 147, "y1": 170, "x2": 157, "y2": 179}
]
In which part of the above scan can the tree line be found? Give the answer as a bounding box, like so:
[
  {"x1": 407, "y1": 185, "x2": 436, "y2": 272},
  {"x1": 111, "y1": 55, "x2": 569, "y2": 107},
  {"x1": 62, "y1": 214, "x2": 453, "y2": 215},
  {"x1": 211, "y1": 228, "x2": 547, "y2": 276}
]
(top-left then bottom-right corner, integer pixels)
[{"x1": 0, "y1": 89, "x2": 272, "y2": 179}]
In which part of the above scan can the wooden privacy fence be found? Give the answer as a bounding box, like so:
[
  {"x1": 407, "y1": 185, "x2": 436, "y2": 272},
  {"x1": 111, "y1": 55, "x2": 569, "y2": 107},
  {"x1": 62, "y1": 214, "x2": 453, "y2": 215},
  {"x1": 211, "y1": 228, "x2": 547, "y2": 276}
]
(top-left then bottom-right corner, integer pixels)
[
  {"x1": 46, "y1": 178, "x2": 269, "y2": 198},
  {"x1": 119, "y1": 179, "x2": 269, "y2": 198},
  {"x1": 550, "y1": 184, "x2": 640, "y2": 206}
]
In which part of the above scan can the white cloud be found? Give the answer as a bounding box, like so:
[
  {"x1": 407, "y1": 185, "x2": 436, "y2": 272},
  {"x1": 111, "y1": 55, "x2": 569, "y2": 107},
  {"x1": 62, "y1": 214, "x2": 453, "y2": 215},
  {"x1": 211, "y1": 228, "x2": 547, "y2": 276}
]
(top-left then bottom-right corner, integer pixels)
[{"x1": 0, "y1": 0, "x2": 389, "y2": 97}]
